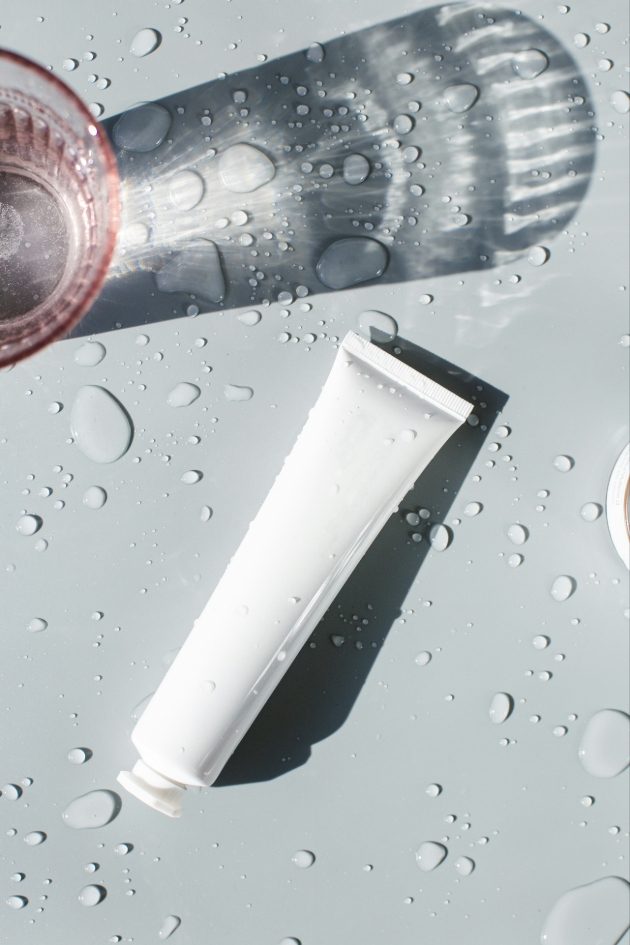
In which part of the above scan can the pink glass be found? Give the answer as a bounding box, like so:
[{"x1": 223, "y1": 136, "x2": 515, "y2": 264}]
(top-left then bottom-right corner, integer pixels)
[{"x1": 0, "y1": 49, "x2": 119, "y2": 368}]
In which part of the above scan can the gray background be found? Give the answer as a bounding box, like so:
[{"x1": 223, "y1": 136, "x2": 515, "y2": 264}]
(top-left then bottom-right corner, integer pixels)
[{"x1": 0, "y1": 1, "x2": 628, "y2": 944}]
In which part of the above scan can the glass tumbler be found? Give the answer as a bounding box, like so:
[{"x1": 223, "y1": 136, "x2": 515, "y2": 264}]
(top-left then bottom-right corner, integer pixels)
[{"x1": 0, "y1": 50, "x2": 119, "y2": 368}]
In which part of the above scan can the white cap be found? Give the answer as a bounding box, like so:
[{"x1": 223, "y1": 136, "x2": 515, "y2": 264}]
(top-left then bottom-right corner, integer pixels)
[{"x1": 117, "y1": 760, "x2": 186, "y2": 818}]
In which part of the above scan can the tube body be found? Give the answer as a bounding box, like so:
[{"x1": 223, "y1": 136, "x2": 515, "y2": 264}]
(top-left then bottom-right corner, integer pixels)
[{"x1": 119, "y1": 332, "x2": 471, "y2": 811}]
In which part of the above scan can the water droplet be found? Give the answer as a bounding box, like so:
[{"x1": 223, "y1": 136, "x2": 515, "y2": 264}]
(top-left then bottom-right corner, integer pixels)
[
  {"x1": 83, "y1": 486, "x2": 107, "y2": 510},
  {"x1": 611, "y1": 91, "x2": 630, "y2": 115},
  {"x1": 396, "y1": 73, "x2": 413, "y2": 86},
  {"x1": 88, "y1": 103, "x2": 104, "y2": 118},
  {"x1": 292, "y1": 850, "x2": 315, "y2": 869},
  {"x1": 34, "y1": 538, "x2": 48, "y2": 552},
  {"x1": 489, "y1": 692, "x2": 513, "y2": 724},
  {"x1": 454, "y1": 856, "x2": 475, "y2": 877},
  {"x1": 425, "y1": 783, "x2": 441, "y2": 797},
  {"x1": 167, "y1": 383, "x2": 201, "y2": 409},
  {"x1": 306, "y1": 42, "x2": 325, "y2": 63},
  {"x1": 26, "y1": 617, "x2": 48, "y2": 634},
  {"x1": 402, "y1": 146, "x2": 420, "y2": 164},
  {"x1": 508, "y1": 554, "x2": 523, "y2": 568},
  {"x1": 2, "y1": 783, "x2": 22, "y2": 800},
  {"x1": 62, "y1": 790, "x2": 121, "y2": 829},
  {"x1": 71, "y1": 387, "x2": 132, "y2": 464},
  {"x1": 580, "y1": 796, "x2": 594, "y2": 808},
  {"x1": 130, "y1": 28, "x2": 161, "y2": 58},
  {"x1": 507, "y1": 524, "x2": 528, "y2": 545},
  {"x1": 409, "y1": 184, "x2": 424, "y2": 197},
  {"x1": 125, "y1": 222, "x2": 149, "y2": 246},
  {"x1": 453, "y1": 213, "x2": 470, "y2": 227},
  {"x1": 200, "y1": 506, "x2": 212, "y2": 522},
  {"x1": 598, "y1": 59, "x2": 613, "y2": 72},
  {"x1": 532, "y1": 635, "x2": 550, "y2": 650},
  {"x1": 68, "y1": 748, "x2": 90, "y2": 764},
  {"x1": 113, "y1": 102, "x2": 171, "y2": 152},
  {"x1": 619, "y1": 334, "x2": 630, "y2": 348},
  {"x1": 316, "y1": 238, "x2": 388, "y2": 290},
  {"x1": 10, "y1": 873, "x2": 24, "y2": 882},
  {"x1": 48, "y1": 402, "x2": 63, "y2": 414},
  {"x1": 238, "y1": 310, "x2": 261, "y2": 326},
  {"x1": 219, "y1": 143, "x2": 275, "y2": 193},
  {"x1": 443, "y1": 84, "x2": 479, "y2": 113},
  {"x1": 512, "y1": 49, "x2": 549, "y2": 79},
  {"x1": 330, "y1": 634, "x2": 345, "y2": 647},
  {"x1": 578, "y1": 709, "x2": 629, "y2": 778},
  {"x1": 114, "y1": 842, "x2": 132, "y2": 855},
  {"x1": 78, "y1": 884, "x2": 106, "y2": 907},
  {"x1": 419, "y1": 294, "x2": 433, "y2": 305},
  {"x1": 224, "y1": 384, "x2": 253, "y2": 402},
  {"x1": 416, "y1": 841, "x2": 447, "y2": 872},
  {"x1": 527, "y1": 245, "x2": 549, "y2": 267},
  {"x1": 16, "y1": 514, "x2": 42, "y2": 536},
  {"x1": 135, "y1": 334, "x2": 150, "y2": 347},
  {"x1": 553, "y1": 726, "x2": 568, "y2": 737},
  {"x1": 156, "y1": 239, "x2": 225, "y2": 303},
  {"x1": 169, "y1": 170, "x2": 204, "y2": 211},
  {"x1": 541, "y1": 876, "x2": 630, "y2": 944},
  {"x1": 158, "y1": 915, "x2": 181, "y2": 940},
  {"x1": 23, "y1": 831, "x2": 46, "y2": 846},
  {"x1": 495, "y1": 425, "x2": 511, "y2": 438},
  {"x1": 63, "y1": 58, "x2": 79, "y2": 71},
  {"x1": 400, "y1": 429, "x2": 416, "y2": 442},
  {"x1": 278, "y1": 332, "x2": 291, "y2": 344},
  {"x1": 573, "y1": 32, "x2": 589, "y2": 47},
  {"x1": 551, "y1": 575, "x2": 576, "y2": 602},
  {"x1": 6, "y1": 896, "x2": 27, "y2": 909},
  {"x1": 580, "y1": 502, "x2": 602, "y2": 522},
  {"x1": 429, "y1": 524, "x2": 451, "y2": 552},
  {"x1": 539, "y1": 671, "x2": 552, "y2": 682},
  {"x1": 357, "y1": 310, "x2": 397, "y2": 343},
  {"x1": 393, "y1": 114, "x2": 413, "y2": 135},
  {"x1": 415, "y1": 651, "x2": 432, "y2": 666},
  {"x1": 181, "y1": 470, "x2": 202, "y2": 484},
  {"x1": 464, "y1": 502, "x2": 482, "y2": 517},
  {"x1": 343, "y1": 153, "x2": 370, "y2": 185}
]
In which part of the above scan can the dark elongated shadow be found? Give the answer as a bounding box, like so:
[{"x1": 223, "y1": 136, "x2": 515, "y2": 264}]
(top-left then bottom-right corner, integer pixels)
[
  {"x1": 214, "y1": 337, "x2": 507, "y2": 786},
  {"x1": 70, "y1": 2, "x2": 595, "y2": 337}
]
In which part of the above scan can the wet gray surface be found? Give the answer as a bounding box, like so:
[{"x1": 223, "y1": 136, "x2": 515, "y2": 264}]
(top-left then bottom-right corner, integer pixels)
[{"x1": 0, "y1": 1, "x2": 628, "y2": 943}]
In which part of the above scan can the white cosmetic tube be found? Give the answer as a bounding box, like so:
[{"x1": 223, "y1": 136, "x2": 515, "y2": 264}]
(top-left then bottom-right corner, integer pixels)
[{"x1": 118, "y1": 331, "x2": 472, "y2": 816}]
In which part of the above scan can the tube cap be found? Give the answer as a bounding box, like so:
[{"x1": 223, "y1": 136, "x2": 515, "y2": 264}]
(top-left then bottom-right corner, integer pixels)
[{"x1": 117, "y1": 760, "x2": 186, "y2": 818}]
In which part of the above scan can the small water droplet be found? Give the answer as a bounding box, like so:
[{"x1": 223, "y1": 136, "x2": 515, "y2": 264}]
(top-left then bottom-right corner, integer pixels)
[
  {"x1": 578, "y1": 709, "x2": 629, "y2": 778},
  {"x1": 402, "y1": 146, "x2": 420, "y2": 164},
  {"x1": 130, "y1": 28, "x2": 161, "y2": 58},
  {"x1": 330, "y1": 634, "x2": 345, "y2": 647},
  {"x1": 63, "y1": 58, "x2": 79, "y2": 71},
  {"x1": 181, "y1": 470, "x2": 202, "y2": 484},
  {"x1": 416, "y1": 841, "x2": 447, "y2": 871},
  {"x1": 553, "y1": 726, "x2": 568, "y2": 737},
  {"x1": 553, "y1": 454, "x2": 574, "y2": 472},
  {"x1": 393, "y1": 114, "x2": 413, "y2": 135},
  {"x1": 573, "y1": 32, "x2": 590, "y2": 47},
  {"x1": 78, "y1": 884, "x2": 106, "y2": 907},
  {"x1": 418, "y1": 294, "x2": 433, "y2": 305},
  {"x1": 512, "y1": 49, "x2": 549, "y2": 79},
  {"x1": 464, "y1": 502, "x2": 482, "y2": 517},
  {"x1": 169, "y1": 170, "x2": 204, "y2": 211},
  {"x1": 23, "y1": 831, "x2": 46, "y2": 846},
  {"x1": 396, "y1": 73, "x2": 413, "y2": 86},
  {"x1": 62, "y1": 790, "x2": 121, "y2": 829},
  {"x1": 551, "y1": 575, "x2": 576, "y2": 602},
  {"x1": 306, "y1": 42, "x2": 325, "y2": 63},
  {"x1": 200, "y1": 506, "x2": 212, "y2": 522},
  {"x1": 292, "y1": 850, "x2": 315, "y2": 869},
  {"x1": 580, "y1": 502, "x2": 602, "y2": 522},
  {"x1": 27, "y1": 618, "x2": 48, "y2": 633},
  {"x1": 224, "y1": 384, "x2": 253, "y2": 401},
  {"x1": 425, "y1": 783, "x2": 441, "y2": 798},
  {"x1": 454, "y1": 856, "x2": 475, "y2": 876},
  {"x1": 114, "y1": 843, "x2": 132, "y2": 855},
  {"x1": 83, "y1": 486, "x2": 107, "y2": 510},
  {"x1": 16, "y1": 514, "x2": 42, "y2": 536},
  {"x1": 68, "y1": 748, "x2": 90, "y2": 764},
  {"x1": 415, "y1": 651, "x2": 432, "y2": 666},
  {"x1": 238, "y1": 310, "x2": 261, "y2": 327},
  {"x1": 489, "y1": 692, "x2": 513, "y2": 724},
  {"x1": 89, "y1": 103, "x2": 104, "y2": 118},
  {"x1": 2, "y1": 784, "x2": 22, "y2": 800},
  {"x1": 610, "y1": 91, "x2": 630, "y2": 115},
  {"x1": 48, "y1": 402, "x2": 63, "y2": 414},
  {"x1": 508, "y1": 553, "x2": 523, "y2": 567},
  {"x1": 158, "y1": 915, "x2": 182, "y2": 940},
  {"x1": 343, "y1": 153, "x2": 370, "y2": 185},
  {"x1": 507, "y1": 524, "x2": 528, "y2": 545},
  {"x1": 429, "y1": 523, "x2": 451, "y2": 552},
  {"x1": 443, "y1": 84, "x2": 479, "y2": 113},
  {"x1": 532, "y1": 635, "x2": 550, "y2": 650},
  {"x1": 167, "y1": 382, "x2": 201, "y2": 408}
]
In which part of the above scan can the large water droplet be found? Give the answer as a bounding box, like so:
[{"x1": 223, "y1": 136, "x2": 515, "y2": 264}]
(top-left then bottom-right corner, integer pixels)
[
  {"x1": 181, "y1": 470, "x2": 202, "y2": 484},
  {"x1": 169, "y1": 170, "x2": 204, "y2": 211},
  {"x1": 238, "y1": 310, "x2": 261, "y2": 326},
  {"x1": 27, "y1": 617, "x2": 48, "y2": 632},
  {"x1": 580, "y1": 502, "x2": 602, "y2": 522},
  {"x1": 416, "y1": 841, "x2": 447, "y2": 871},
  {"x1": 306, "y1": 43, "x2": 325, "y2": 63},
  {"x1": 528, "y1": 245, "x2": 549, "y2": 267},
  {"x1": 125, "y1": 222, "x2": 149, "y2": 247},
  {"x1": 219, "y1": 144, "x2": 275, "y2": 193},
  {"x1": 357, "y1": 310, "x2": 397, "y2": 343},
  {"x1": 541, "y1": 876, "x2": 629, "y2": 944},
  {"x1": 425, "y1": 783, "x2": 441, "y2": 798},
  {"x1": 70, "y1": 387, "x2": 132, "y2": 464},
  {"x1": 430, "y1": 524, "x2": 451, "y2": 552},
  {"x1": 532, "y1": 635, "x2": 550, "y2": 650},
  {"x1": 573, "y1": 33, "x2": 589, "y2": 48},
  {"x1": 551, "y1": 575, "x2": 575, "y2": 602},
  {"x1": 62, "y1": 790, "x2": 121, "y2": 829},
  {"x1": 553, "y1": 454, "x2": 573, "y2": 472},
  {"x1": 167, "y1": 383, "x2": 201, "y2": 408},
  {"x1": 578, "y1": 709, "x2": 629, "y2": 778},
  {"x1": 68, "y1": 748, "x2": 90, "y2": 764},
  {"x1": 512, "y1": 49, "x2": 549, "y2": 79},
  {"x1": 343, "y1": 153, "x2": 370, "y2": 185},
  {"x1": 507, "y1": 524, "x2": 528, "y2": 545},
  {"x1": 454, "y1": 856, "x2": 475, "y2": 876},
  {"x1": 83, "y1": 486, "x2": 107, "y2": 510},
  {"x1": 6, "y1": 896, "x2": 27, "y2": 909},
  {"x1": 393, "y1": 114, "x2": 414, "y2": 135},
  {"x1": 415, "y1": 651, "x2": 432, "y2": 666},
  {"x1": 489, "y1": 692, "x2": 513, "y2": 724},
  {"x1": 158, "y1": 915, "x2": 182, "y2": 940},
  {"x1": 78, "y1": 884, "x2": 106, "y2": 907},
  {"x1": 156, "y1": 239, "x2": 225, "y2": 302},
  {"x1": 113, "y1": 103, "x2": 171, "y2": 152},
  {"x1": 2, "y1": 783, "x2": 22, "y2": 800},
  {"x1": 402, "y1": 146, "x2": 420, "y2": 164},
  {"x1": 611, "y1": 91, "x2": 630, "y2": 115},
  {"x1": 443, "y1": 84, "x2": 479, "y2": 113},
  {"x1": 16, "y1": 513, "x2": 42, "y2": 536},
  {"x1": 464, "y1": 502, "x2": 482, "y2": 517},
  {"x1": 130, "y1": 28, "x2": 161, "y2": 58},
  {"x1": 224, "y1": 384, "x2": 253, "y2": 402},
  {"x1": 292, "y1": 850, "x2": 315, "y2": 869},
  {"x1": 23, "y1": 831, "x2": 46, "y2": 846},
  {"x1": 74, "y1": 341, "x2": 106, "y2": 366},
  {"x1": 396, "y1": 72, "x2": 413, "y2": 86},
  {"x1": 316, "y1": 238, "x2": 388, "y2": 290}
]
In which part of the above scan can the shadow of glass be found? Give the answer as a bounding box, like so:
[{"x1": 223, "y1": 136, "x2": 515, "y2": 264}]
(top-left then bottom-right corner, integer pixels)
[
  {"x1": 70, "y1": 2, "x2": 595, "y2": 337},
  {"x1": 214, "y1": 336, "x2": 507, "y2": 786}
]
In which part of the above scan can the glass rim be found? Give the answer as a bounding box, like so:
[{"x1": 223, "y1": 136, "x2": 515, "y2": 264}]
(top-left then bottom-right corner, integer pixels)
[{"x1": 0, "y1": 47, "x2": 120, "y2": 368}]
